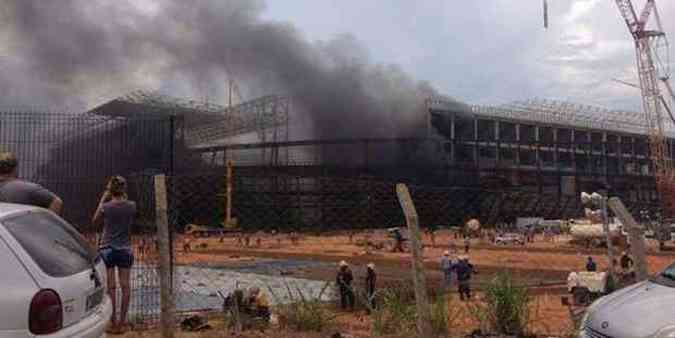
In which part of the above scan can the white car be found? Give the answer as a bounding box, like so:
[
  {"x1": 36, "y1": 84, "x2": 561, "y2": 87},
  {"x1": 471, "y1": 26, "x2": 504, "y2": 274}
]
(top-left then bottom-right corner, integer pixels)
[
  {"x1": 494, "y1": 233, "x2": 525, "y2": 246},
  {"x1": 578, "y1": 263, "x2": 675, "y2": 337},
  {"x1": 0, "y1": 203, "x2": 112, "y2": 337}
]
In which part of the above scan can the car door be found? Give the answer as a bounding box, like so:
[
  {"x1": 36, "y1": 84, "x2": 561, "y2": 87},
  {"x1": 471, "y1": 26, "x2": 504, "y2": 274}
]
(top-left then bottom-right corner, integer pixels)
[
  {"x1": 0, "y1": 210, "x2": 107, "y2": 329},
  {"x1": 0, "y1": 232, "x2": 38, "y2": 335}
]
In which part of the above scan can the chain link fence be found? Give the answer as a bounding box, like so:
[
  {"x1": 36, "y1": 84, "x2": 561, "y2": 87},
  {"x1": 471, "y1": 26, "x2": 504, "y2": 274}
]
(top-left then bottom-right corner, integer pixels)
[{"x1": 144, "y1": 170, "x2": 668, "y2": 335}]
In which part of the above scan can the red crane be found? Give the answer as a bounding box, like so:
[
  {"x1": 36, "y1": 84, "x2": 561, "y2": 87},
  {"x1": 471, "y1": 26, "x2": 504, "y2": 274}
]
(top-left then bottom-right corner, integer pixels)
[{"x1": 614, "y1": 0, "x2": 674, "y2": 220}]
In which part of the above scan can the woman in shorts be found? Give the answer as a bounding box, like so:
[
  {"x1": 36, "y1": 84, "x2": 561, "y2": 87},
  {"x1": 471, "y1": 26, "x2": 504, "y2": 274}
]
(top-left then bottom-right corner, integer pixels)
[{"x1": 93, "y1": 176, "x2": 137, "y2": 334}]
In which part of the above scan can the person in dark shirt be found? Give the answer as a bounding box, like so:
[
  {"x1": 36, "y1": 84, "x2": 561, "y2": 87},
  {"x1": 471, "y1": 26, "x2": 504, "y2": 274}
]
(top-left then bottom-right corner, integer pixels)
[
  {"x1": 336, "y1": 260, "x2": 355, "y2": 310},
  {"x1": 391, "y1": 228, "x2": 406, "y2": 252},
  {"x1": 620, "y1": 250, "x2": 635, "y2": 280},
  {"x1": 455, "y1": 255, "x2": 475, "y2": 301},
  {"x1": 620, "y1": 250, "x2": 634, "y2": 270},
  {"x1": 586, "y1": 257, "x2": 597, "y2": 272},
  {"x1": 0, "y1": 151, "x2": 62, "y2": 214},
  {"x1": 365, "y1": 263, "x2": 377, "y2": 313}
]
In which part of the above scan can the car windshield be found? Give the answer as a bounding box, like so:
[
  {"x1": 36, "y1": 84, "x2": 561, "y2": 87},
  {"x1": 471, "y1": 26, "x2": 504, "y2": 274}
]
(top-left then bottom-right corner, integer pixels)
[{"x1": 1, "y1": 211, "x2": 97, "y2": 277}]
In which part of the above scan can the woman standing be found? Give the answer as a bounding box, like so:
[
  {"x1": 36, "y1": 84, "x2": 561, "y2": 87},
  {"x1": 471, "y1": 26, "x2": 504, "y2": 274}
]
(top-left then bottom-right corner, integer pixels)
[{"x1": 92, "y1": 176, "x2": 137, "y2": 334}]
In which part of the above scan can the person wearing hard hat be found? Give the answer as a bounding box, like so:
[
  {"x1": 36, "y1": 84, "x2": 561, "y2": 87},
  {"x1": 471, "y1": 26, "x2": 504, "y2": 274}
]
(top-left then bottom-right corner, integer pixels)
[
  {"x1": 455, "y1": 255, "x2": 476, "y2": 301},
  {"x1": 336, "y1": 260, "x2": 354, "y2": 311},
  {"x1": 365, "y1": 263, "x2": 377, "y2": 312},
  {"x1": 440, "y1": 251, "x2": 454, "y2": 290}
]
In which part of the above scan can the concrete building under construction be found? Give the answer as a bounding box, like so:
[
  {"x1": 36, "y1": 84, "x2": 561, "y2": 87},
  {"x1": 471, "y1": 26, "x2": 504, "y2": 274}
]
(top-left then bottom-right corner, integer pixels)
[
  {"x1": 12, "y1": 91, "x2": 663, "y2": 227},
  {"x1": 426, "y1": 97, "x2": 670, "y2": 202},
  {"x1": 188, "y1": 96, "x2": 667, "y2": 207}
]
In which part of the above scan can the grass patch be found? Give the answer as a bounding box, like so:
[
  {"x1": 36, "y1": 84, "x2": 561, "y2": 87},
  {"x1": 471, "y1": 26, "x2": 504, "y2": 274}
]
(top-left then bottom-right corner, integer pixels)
[
  {"x1": 268, "y1": 280, "x2": 336, "y2": 332},
  {"x1": 371, "y1": 283, "x2": 416, "y2": 336},
  {"x1": 469, "y1": 272, "x2": 531, "y2": 336},
  {"x1": 430, "y1": 294, "x2": 450, "y2": 337}
]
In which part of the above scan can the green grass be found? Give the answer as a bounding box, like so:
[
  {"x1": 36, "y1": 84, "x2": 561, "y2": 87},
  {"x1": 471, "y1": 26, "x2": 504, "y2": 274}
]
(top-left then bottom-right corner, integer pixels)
[{"x1": 471, "y1": 272, "x2": 532, "y2": 336}]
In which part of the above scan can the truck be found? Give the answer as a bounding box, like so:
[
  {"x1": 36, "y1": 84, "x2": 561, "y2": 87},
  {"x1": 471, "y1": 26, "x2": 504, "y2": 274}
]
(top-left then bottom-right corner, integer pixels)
[
  {"x1": 566, "y1": 271, "x2": 611, "y2": 306},
  {"x1": 185, "y1": 218, "x2": 240, "y2": 238}
]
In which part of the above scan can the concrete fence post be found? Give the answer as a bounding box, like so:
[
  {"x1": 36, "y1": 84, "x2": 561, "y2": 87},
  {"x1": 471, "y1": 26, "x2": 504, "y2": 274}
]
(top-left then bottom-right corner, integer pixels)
[
  {"x1": 396, "y1": 183, "x2": 433, "y2": 338},
  {"x1": 607, "y1": 197, "x2": 649, "y2": 281},
  {"x1": 154, "y1": 174, "x2": 175, "y2": 338}
]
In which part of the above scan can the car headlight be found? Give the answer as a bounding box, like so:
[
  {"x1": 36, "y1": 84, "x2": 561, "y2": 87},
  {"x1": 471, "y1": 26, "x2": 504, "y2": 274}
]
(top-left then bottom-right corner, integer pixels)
[{"x1": 654, "y1": 326, "x2": 675, "y2": 338}]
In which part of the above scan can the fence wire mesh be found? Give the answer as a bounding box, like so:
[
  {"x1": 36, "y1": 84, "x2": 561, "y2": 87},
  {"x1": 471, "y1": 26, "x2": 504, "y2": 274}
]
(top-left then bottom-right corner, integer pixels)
[{"x1": 154, "y1": 171, "x2": 667, "y2": 336}]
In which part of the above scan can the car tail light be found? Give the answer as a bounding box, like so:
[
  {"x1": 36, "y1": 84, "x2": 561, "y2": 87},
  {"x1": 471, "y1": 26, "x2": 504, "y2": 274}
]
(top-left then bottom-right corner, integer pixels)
[{"x1": 29, "y1": 289, "x2": 63, "y2": 335}]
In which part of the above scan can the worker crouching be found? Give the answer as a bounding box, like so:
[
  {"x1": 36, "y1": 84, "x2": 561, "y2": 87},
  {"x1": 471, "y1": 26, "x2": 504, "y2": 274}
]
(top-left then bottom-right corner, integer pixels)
[
  {"x1": 247, "y1": 287, "x2": 271, "y2": 321},
  {"x1": 222, "y1": 287, "x2": 272, "y2": 330}
]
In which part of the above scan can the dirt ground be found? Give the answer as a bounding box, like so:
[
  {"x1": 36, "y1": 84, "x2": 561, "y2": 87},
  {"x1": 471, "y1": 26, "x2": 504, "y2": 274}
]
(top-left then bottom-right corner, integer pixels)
[
  {"x1": 125, "y1": 229, "x2": 675, "y2": 337},
  {"x1": 119, "y1": 292, "x2": 574, "y2": 338},
  {"x1": 175, "y1": 229, "x2": 675, "y2": 281}
]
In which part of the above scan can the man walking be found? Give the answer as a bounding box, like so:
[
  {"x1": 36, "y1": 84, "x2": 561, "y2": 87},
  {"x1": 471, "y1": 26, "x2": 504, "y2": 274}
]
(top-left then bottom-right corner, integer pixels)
[
  {"x1": 0, "y1": 152, "x2": 62, "y2": 214},
  {"x1": 455, "y1": 255, "x2": 476, "y2": 301},
  {"x1": 390, "y1": 228, "x2": 406, "y2": 253},
  {"x1": 336, "y1": 260, "x2": 354, "y2": 311},
  {"x1": 440, "y1": 251, "x2": 454, "y2": 290},
  {"x1": 586, "y1": 256, "x2": 597, "y2": 272}
]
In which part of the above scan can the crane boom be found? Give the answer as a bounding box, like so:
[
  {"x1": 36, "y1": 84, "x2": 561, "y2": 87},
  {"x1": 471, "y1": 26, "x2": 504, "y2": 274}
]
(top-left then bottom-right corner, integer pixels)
[
  {"x1": 615, "y1": 0, "x2": 640, "y2": 34},
  {"x1": 614, "y1": 0, "x2": 674, "y2": 218}
]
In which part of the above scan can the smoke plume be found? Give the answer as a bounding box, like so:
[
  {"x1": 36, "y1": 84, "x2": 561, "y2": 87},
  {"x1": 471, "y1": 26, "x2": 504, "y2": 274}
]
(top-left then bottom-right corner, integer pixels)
[{"x1": 0, "y1": 0, "x2": 440, "y2": 139}]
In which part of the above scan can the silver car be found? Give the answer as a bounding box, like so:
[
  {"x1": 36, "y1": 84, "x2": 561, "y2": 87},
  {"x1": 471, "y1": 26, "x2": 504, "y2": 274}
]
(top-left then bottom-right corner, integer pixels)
[{"x1": 579, "y1": 263, "x2": 675, "y2": 338}]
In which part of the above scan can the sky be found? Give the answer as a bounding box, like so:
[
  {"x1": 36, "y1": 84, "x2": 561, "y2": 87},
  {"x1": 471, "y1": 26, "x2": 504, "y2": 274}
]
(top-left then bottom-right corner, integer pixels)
[
  {"x1": 1, "y1": 0, "x2": 674, "y2": 116},
  {"x1": 262, "y1": 0, "x2": 675, "y2": 111}
]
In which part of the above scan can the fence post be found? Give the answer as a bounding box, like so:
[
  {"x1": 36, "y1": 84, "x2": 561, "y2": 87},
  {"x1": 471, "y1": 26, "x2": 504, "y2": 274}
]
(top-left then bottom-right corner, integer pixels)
[
  {"x1": 607, "y1": 197, "x2": 648, "y2": 281},
  {"x1": 600, "y1": 196, "x2": 616, "y2": 280},
  {"x1": 226, "y1": 160, "x2": 233, "y2": 226},
  {"x1": 396, "y1": 183, "x2": 433, "y2": 338},
  {"x1": 154, "y1": 174, "x2": 175, "y2": 338}
]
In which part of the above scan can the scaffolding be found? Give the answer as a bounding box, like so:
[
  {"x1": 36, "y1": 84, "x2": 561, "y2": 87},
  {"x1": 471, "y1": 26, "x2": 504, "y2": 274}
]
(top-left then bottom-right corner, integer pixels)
[
  {"x1": 430, "y1": 97, "x2": 675, "y2": 137},
  {"x1": 89, "y1": 90, "x2": 290, "y2": 147}
]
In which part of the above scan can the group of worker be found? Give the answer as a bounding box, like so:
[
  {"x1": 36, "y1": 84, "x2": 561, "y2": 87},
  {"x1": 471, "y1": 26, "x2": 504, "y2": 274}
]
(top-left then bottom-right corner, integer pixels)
[
  {"x1": 585, "y1": 248, "x2": 636, "y2": 287},
  {"x1": 440, "y1": 251, "x2": 476, "y2": 301},
  {"x1": 335, "y1": 260, "x2": 377, "y2": 312},
  {"x1": 223, "y1": 286, "x2": 271, "y2": 322}
]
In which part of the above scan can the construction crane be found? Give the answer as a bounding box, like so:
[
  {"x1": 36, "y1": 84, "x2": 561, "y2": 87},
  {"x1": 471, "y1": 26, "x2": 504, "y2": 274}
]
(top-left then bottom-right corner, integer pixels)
[
  {"x1": 614, "y1": 0, "x2": 675, "y2": 221},
  {"x1": 612, "y1": 77, "x2": 675, "y2": 124}
]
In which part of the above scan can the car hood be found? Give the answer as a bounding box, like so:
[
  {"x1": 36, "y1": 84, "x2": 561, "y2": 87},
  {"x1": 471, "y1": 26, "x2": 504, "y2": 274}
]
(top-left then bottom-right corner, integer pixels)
[{"x1": 586, "y1": 281, "x2": 675, "y2": 337}]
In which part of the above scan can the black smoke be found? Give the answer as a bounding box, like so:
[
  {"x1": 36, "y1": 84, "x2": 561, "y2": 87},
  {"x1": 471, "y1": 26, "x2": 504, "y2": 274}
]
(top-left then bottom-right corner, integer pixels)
[{"x1": 0, "y1": 0, "x2": 444, "y2": 139}]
